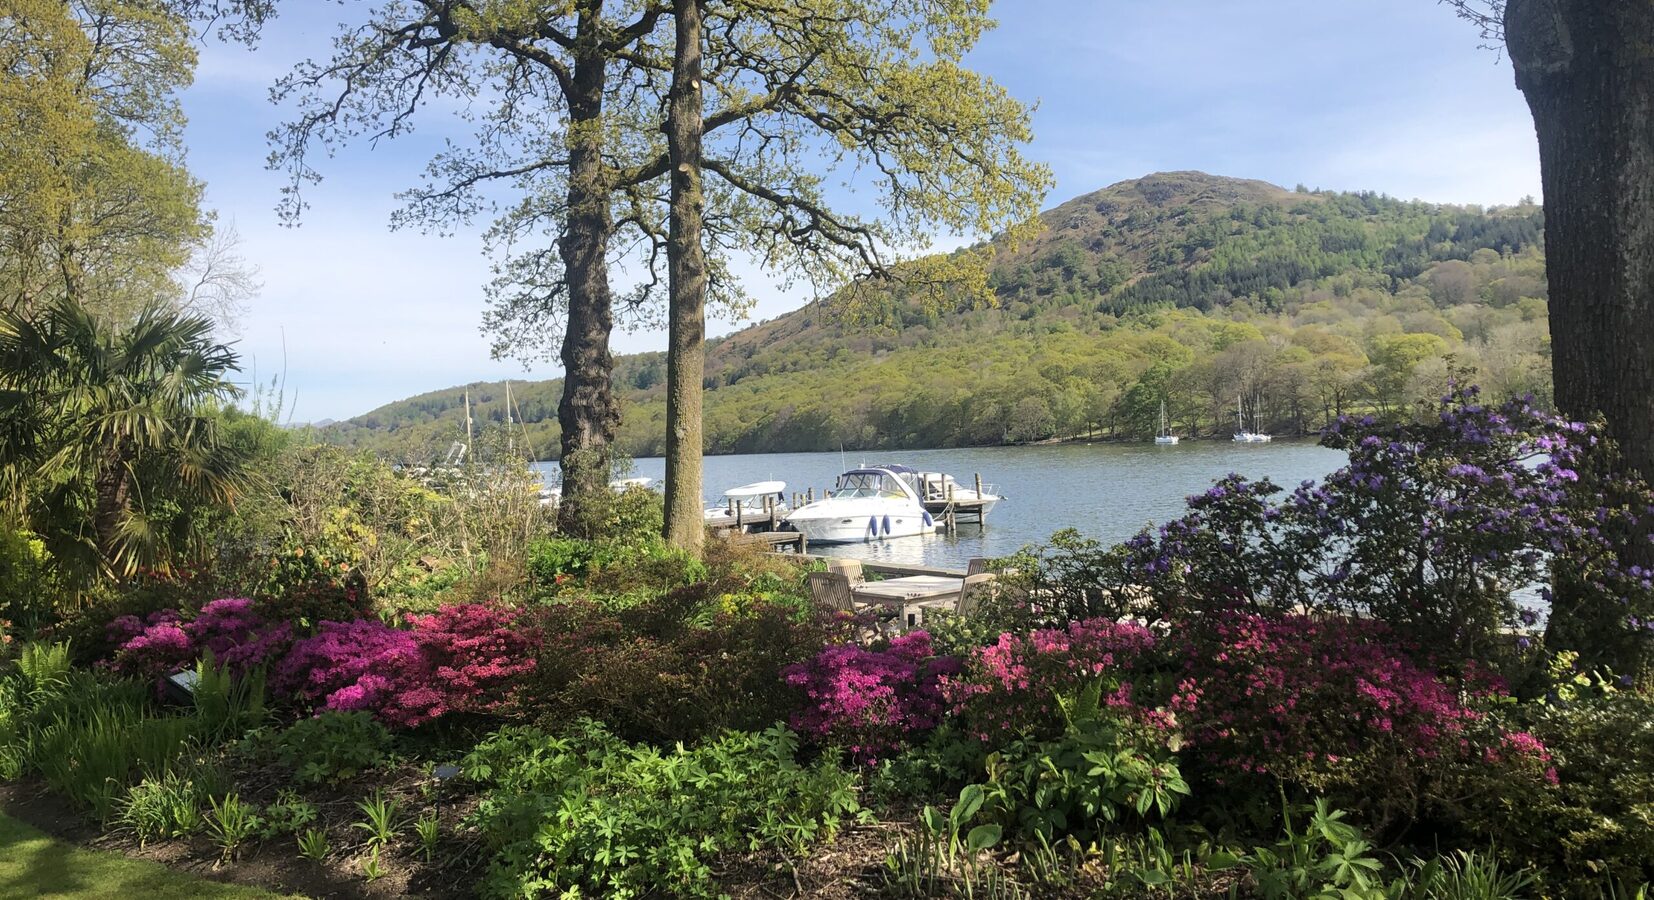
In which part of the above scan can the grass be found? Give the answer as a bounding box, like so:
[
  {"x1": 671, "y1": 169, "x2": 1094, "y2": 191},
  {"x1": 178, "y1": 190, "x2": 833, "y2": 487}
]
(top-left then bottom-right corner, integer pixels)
[{"x1": 0, "y1": 812, "x2": 298, "y2": 900}]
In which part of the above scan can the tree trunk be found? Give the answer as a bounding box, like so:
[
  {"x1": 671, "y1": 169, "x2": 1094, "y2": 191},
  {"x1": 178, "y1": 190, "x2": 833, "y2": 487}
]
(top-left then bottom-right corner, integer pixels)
[
  {"x1": 662, "y1": 0, "x2": 707, "y2": 552},
  {"x1": 1509, "y1": 0, "x2": 1654, "y2": 468},
  {"x1": 92, "y1": 439, "x2": 133, "y2": 567},
  {"x1": 555, "y1": 2, "x2": 621, "y2": 539},
  {"x1": 1509, "y1": 0, "x2": 1654, "y2": 674}
]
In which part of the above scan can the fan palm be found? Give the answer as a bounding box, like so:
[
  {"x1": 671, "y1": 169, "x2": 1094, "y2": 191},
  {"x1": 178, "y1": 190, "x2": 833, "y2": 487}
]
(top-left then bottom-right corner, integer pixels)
[{"x1": 0, "y1": 299, "x2": 245, "y2": 577}]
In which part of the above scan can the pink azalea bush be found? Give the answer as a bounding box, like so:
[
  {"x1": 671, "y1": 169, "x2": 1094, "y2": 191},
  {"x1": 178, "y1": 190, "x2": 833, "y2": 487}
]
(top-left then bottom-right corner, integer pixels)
[
  {"x1": 275, "y1": 603, "x2": 537, "y2": 728},
  {"x1": 108, "y1": 599, "x2": 291, "y2": 676},
  {"x1": 1167, "y1": 612, "x2": 1547, "y2": 791},
  {"x1": 783, "y1": 631, "x2": 961, "y2": 762},
  {"x1": 941, "y1": 619, "x2": 1160, "y2": 743}
]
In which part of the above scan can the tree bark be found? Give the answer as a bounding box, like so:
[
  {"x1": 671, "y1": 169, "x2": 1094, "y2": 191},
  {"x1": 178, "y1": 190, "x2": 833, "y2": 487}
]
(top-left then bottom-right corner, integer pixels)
[
  {"x1": 92, "y1": 438, "x2": 133, "y2": 566},
  {"x1": 555, "y1": 1, "x2": 622, "y2": 539},
  {"x1": 1509, "y1": 0, "x2": 1654, "y2": 468},
  {"x1": 1509, "y1": 0, "x2": 1654, "y2": 674},
  {"x1": 662, "y1": 0, "x2": 707, "y2": 552}
]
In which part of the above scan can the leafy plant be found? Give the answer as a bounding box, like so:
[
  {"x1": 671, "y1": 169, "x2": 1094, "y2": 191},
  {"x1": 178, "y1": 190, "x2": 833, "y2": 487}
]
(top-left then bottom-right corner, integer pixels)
[
  {"x1": 1401, "y1": 849, "x2": 1537, "y2": 900},
  {"x1": 1240, "y1": 798, "x2": 1388, "y2": 900},
  {"x1": 883, "y1": 784, "x2": 1020, "y2": 899},
  {"x1": 297, "y1": 826, "x2": 331, "y2": 862},
  {"x1": 120, "y1": 770, "x2": 209, "y2": 845},
  {"x1": 361, "y1": 847, "x2": 387, "y2": 881},
  {"x1": 414, "y1": 812, "x2": 441, "y2": 863},
  {"x1": 463, "y1": 721, "x2": 862, "y2": 899},
  {"x1": 259, "y1": 789, "x2": 318, "y2": 839},
  {"x1": 352, "y1": 789, "x2": 403, "y2": 850},
  {"x1": 247, "y1": 710, "x2": 391, "y2": 785},
  {"x1": 205, "y1": 793, "x2": 263, "y2": 860},
  {"x1": 978, "y1": 681, "x2": 1187, "y2": 845}
]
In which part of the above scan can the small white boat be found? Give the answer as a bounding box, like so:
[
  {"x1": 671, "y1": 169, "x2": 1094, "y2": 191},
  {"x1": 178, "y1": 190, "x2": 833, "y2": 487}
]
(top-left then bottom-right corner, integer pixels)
[
  {"x1": 1232, "y1": 396, "x2": 1272, "y2": 443},
  {"x1": 904, "y1": 469, "x2": 1003, "y2": 516},
  {"x1": 609, "y1": 476, "x2": 656, "y2": 491},
  {"x1": 783, "y1": 466, "x2": 940, "y2": 544},
  {"x1": 704, "y1": 480, "x2": 788, "y2": 530},
  {"x1": 537, "y1": 485, "x2": 561, "y2": 507},
  {"x1": 1155, "y1": 400, "x2": 1180, "y2": 445}
]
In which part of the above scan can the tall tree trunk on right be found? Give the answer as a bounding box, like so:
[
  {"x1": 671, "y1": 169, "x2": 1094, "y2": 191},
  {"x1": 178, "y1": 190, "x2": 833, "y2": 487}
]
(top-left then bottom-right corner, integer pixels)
[
  {"x1": 1509, "y1": 0, "x2": 1654, "y2": 468},
  {"x1": 555, "y1": 2, "x2": 621, "y2": 539},
  {"x1": 1508, "y1": 0, "x2": 1654, "y2": 675},
  {"x1": 662, "y1": 0, "x2": 707, "y2": 552}
]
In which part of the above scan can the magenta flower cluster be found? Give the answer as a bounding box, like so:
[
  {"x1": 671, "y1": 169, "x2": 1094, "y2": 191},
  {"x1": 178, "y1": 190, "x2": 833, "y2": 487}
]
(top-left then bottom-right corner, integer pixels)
[
  {"x1": 274, "y1": 603, "x2": 537, "y2": 728},
  {"x1": 108, "y1": 598, "x2": 535, "y2": 729},
  {"x1": 942, "y1": 619, "x2": 1159, "y2": 742},
  {"x1": 782, "y1": 631, "x2": 960, "y2": 763},
  {"x1": 1169, "y1": 612, "x2": 1505, "y2": 781},
  {"x1": 108, "y1": 599, "x2": 290, "y2": 677}
]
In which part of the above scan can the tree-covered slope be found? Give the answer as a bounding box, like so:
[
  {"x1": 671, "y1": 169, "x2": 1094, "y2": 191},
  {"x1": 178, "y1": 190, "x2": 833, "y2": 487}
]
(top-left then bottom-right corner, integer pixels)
[{"x1": 323, "y1": 172, "x2": 1549, "y2": 460}]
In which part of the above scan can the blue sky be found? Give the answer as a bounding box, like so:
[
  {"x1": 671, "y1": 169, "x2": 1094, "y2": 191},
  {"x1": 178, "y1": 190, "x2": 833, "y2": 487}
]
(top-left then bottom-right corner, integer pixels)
[{"x1": 180, "y1": 1, "x2": 1538, "y2": 422}]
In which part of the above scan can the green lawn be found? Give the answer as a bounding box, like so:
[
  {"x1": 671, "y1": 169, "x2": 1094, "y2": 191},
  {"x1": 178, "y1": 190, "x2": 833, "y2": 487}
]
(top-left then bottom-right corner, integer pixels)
[{"x1": 0, "y1": 813, "x2": 298, "y2": 900}]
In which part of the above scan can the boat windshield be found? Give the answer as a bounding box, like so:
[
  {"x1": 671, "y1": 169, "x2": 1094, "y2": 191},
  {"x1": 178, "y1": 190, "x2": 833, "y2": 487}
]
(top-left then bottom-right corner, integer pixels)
[{"x1": 833, "y1": 472, "x2": 906, "y2": 499}]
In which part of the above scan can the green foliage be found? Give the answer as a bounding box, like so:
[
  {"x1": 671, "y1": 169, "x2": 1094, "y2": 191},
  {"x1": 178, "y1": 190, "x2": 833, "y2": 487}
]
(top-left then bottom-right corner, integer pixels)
[
  {"x1": 351, "y1": 790, "x2": 403, "y2": 850},
  {"x1": 190, "y1": 654, "x2": 268, "y2": 744},
  {"x1": 0, "y1": 300, "x2": 246, "y2": 582},
  {"x1": 1453, "y1": 687, "x2": 1654, "y2": 893},
  {"x1": 243, "y1": 711, "x2": 391, "y2": 786},
  {"x1": 883, "y1": 785, "x2": 1021, "y2": 899},
  {"x1": 204, "y1": 793, "x2": 262, "y2": 860},
  {"x1": 529, "y1": 582, "x2": 848, "y2": 743},
  {"x1": 462, "y1": 720, "x2": 863, "y2": 899},
  {"x1": 258, "y1": 790, "x2": 318, "y2": 840},
  {"x1": 414, "y1": 812, "x2": 441, "y2": 863},
  {"x1": 1400, "y1": 850, "x2": 1537, "y2": 900},
  {"x1": 296, "y1": 827, "x2": 330, "y2": 863},
  {"x1": 1240, "y1": 799, "x2": 1388, "y2": 900},
  {"x1": 0, "y1": 526, "x2": 57, "y2": 628},
  {"x1": 979, "y1": 683, "x2": 1187, "y2": 845},
  {"x1": 120, "y1": 769, "x2": 211, "y2": 846}
]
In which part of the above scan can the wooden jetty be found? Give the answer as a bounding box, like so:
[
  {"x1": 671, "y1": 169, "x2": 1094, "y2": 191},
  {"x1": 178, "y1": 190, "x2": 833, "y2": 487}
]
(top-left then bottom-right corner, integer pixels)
[{"x1": 918, "y1": 472, "x2": 993, "y2": 532}]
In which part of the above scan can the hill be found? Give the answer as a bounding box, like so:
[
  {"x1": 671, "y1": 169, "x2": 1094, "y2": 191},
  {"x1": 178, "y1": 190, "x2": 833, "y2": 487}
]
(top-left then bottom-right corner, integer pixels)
[{"x1": 322, "y1": 171, "x2": 1550, "y2": 460}]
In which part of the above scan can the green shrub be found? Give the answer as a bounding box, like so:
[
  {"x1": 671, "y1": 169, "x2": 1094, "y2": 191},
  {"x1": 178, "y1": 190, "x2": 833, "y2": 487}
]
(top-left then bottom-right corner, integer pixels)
[
  {"x1": 978, "y1": 684, "x2": 1187, "y2": 846},
  {"x1": 244, "y1": 710, "x2": 392, "y2": 785},
  {"x1": 1240, "y1": 799, "x2": 1387, "y2": 900},
  {"x1": 205, "y1": 793, "x2": 263, "y2": 860},
  {"x1": 463, "y1": 720, "x2": 863, "y2": 899},
  {"x1": 1453, "y1": 689, "x2": 1654, "y2": 893},
  {"x1": 259, "y1": 789, "x2": 319, "y2": 839},
  {"x1": 0, "y1": 527, "x2": 58, "y2": 629},
  {"x1": 33, "y1": 701, "x2": 197, "y2": 821},
  {"x1": 120, "y1": 768, "x2": 215, "y2": 845},
  {"x1": 527, "y1": 584, "x2": 849, "y2": 743}
]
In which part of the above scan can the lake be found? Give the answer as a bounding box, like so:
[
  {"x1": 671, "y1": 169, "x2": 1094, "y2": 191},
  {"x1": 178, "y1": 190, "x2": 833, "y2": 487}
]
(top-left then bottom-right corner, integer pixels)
[{"x1": 535, "y1": 439, "x2": 1348, "y2": 570}]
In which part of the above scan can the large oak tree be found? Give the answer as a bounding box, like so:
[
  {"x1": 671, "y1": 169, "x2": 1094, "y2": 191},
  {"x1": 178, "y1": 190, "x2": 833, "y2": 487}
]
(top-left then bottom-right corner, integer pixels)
[{"x1": 262, "y1": 1, "x2": 668, "y2": 538}]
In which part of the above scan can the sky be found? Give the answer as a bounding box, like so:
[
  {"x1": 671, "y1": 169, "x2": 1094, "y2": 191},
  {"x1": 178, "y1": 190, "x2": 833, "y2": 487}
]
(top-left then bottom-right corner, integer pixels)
[{"x1": 178, "y1": 0, "x2": 1540, "y2": 423}]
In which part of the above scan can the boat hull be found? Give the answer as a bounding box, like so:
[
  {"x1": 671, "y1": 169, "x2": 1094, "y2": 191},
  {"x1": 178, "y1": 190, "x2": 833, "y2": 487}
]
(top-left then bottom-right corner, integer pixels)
[{"x1": 784, "y1": 501, "x2": 938, "y2": 544}]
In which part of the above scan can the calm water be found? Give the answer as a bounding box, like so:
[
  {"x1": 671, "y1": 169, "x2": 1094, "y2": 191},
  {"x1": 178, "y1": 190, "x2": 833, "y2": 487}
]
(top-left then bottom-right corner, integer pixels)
[{"x1": 536, "y1": 440, "x2": 1347, "y2": 570}]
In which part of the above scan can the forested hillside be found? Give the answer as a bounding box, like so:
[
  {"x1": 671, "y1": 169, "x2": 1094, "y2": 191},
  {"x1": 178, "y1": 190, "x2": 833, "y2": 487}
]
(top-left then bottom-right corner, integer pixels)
[{"x1": 324, "y1": 172, "x2": 1549, "y2": 461}]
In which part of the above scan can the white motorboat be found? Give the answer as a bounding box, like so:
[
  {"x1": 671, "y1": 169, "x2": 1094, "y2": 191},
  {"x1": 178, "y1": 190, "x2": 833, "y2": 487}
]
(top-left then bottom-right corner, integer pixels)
[
  {"x1": 1155, "y1": 400, "x2": 1180, "y2": 445},
  {"x1": 704, "y1": 480, "x2": 788, "y2": 529},
  {"x1": 783, "y1": 466, "x2": 940, "y2": 544},
  {"x1": 1232, "y1": 396, "x2": 1272, "y2": 443},
  {"x1": 609, "y1": 476, "x2": 657, "y2": 491},
  {"x1": 904, "y1": 469, "x2": 1003, "y2": 516}
]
